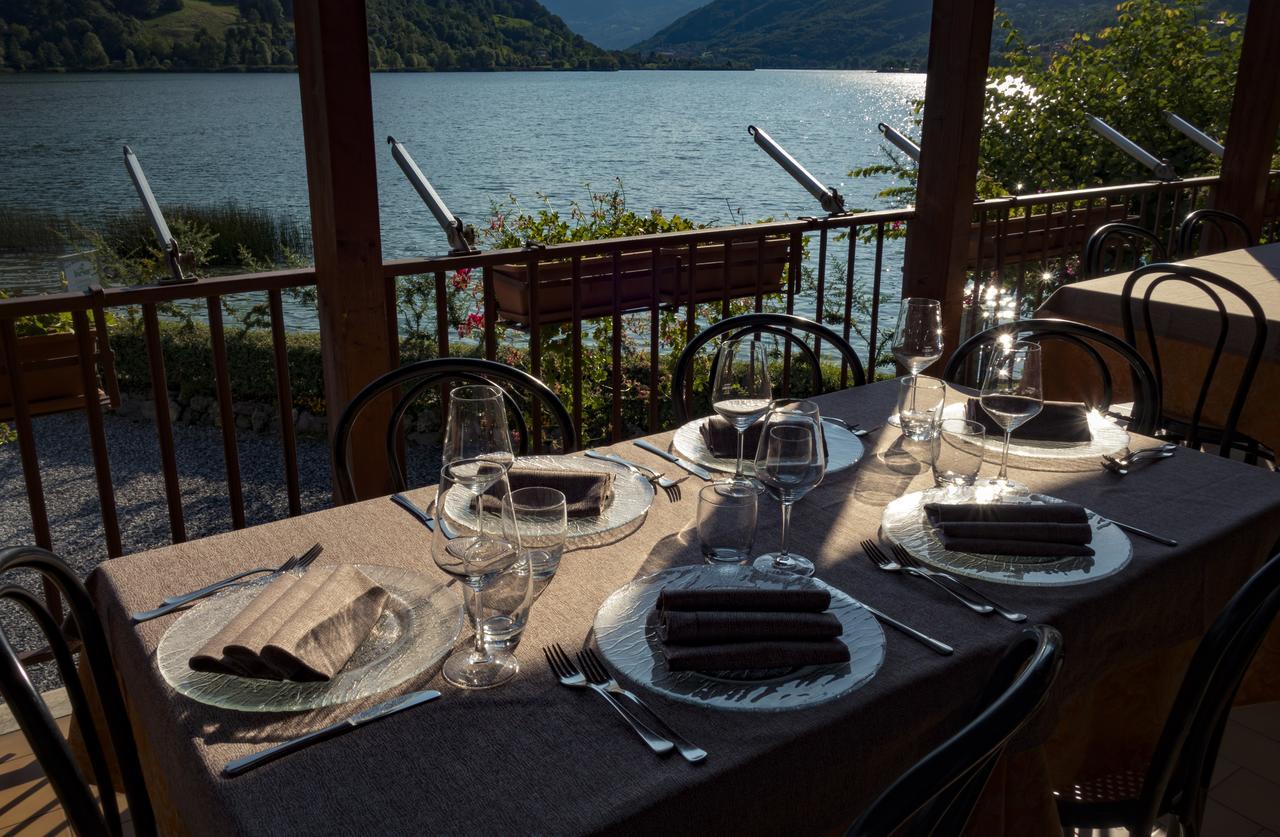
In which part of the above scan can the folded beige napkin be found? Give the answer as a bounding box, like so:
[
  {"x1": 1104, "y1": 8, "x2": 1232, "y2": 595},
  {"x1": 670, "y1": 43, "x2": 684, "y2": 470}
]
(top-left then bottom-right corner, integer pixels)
[
  {"x1": 480, "y1": 466, "x2": 615, "y2": 518},
  {"x1": 189, "y1": 565, "x2": 389, "y2": 682}
]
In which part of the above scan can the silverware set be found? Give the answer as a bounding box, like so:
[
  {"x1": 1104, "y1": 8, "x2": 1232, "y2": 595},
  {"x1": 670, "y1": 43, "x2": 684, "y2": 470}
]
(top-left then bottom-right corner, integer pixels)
[
  {"x1": 585, "y1": 450, "x2": 688, "y2": 501},
  {"x1": 632, "y1": 439, "x2": 713, "y2": 481},
  {"x1": 864, "y1": 539, "x2": 1028, "y2": 622},
  {"x1": 131, "y1": 543, "x2": 323, "y2": 624},
  {"x1": 1102, "y1": 443, "x2": 1178, "y2": 475},
  {"x1": 544, "y1": 642, "x2": 706, "y2": 762}
]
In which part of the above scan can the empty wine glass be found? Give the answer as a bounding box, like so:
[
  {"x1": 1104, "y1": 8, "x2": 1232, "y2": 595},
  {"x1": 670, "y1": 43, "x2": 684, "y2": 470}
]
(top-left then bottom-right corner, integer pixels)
[
  {"x1": 442, "y1": 384, "x2": 515, "y2": 472},
  {"x1": 712, "y1": 337, "x2": 773, "y2": 487},
  {"x1": 433, "y1": 462, "x2": 527, "y2": 689},
  {"x1": 979, "y1": 340, "x2": 1043, "y2": 496},
  {"x1": 889, "y1": 298, "x2": 944, "y2": 427},
  {"x1": 751, "y1": 401, "x2": 826, "y2": 577}
]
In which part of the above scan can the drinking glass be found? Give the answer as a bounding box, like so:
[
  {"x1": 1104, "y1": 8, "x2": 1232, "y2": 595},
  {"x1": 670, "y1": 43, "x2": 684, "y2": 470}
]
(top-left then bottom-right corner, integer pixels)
[
  {"x1": 433, "y1": 461, "x2": 527, "y2": 689},
  {"x1": 711, "y1": 337, "x2": 773, "y2": 486},
  {"x1": 931, "y1": 418, "x2": 986, "y2": 491},
  {"x1": 751, "y1": 401, "x2": 826, "y2": 577},
  {"x1": 889, "y1": 298, "x2": 945, "y2": 427},
  {"x1": 508, "y1": 486, "x2": 567, "y2": 579},
  {"x1": 896, "y1": 375, "x2": 946, "y2": 441},
  {"x1": 442, "y1": 384, "x2": 515, "y2": 472},
  {"x1": 697, "y1": 483, "x2": 757, "y2": 564},
  {"x1": 979, "y1": 341, "x2": 1043, "y2": 494}
]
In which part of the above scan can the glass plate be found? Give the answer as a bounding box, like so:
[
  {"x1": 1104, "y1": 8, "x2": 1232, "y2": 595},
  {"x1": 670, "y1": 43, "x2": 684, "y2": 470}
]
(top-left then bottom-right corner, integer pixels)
[
  {"x1": 672, "y1": 417, "x2": 865, "y2": 476},
  {"x1": 157, "y1": 565, "x2": 462, "y2": 712},
  {"x1": 881, "y1": 487, "x2": 1133, "y2": 587},
  {"x1": 593, "y1": 565, "x2": 885, "y2": 712},
  {"x1": 442, "y1": 455, "x2": 654, "y2": 541},
  {"x1": 942, "y1": 402, "x2": 1129, "y2": 461}
]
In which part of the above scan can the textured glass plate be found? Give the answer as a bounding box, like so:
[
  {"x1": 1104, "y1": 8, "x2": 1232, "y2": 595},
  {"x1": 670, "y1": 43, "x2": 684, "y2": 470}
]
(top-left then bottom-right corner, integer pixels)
[
  {"x1": 881, "y1": 488, "x2": 1133, "y2": 587},
  {"x1": 673, "y1": 417, "x2": 865, "y2": 476},
  {"x1": 593, "y1": 565, "x2": 885, "y2": 711},
  {"x1": 443, "y1": 455, "x2": 654, "y2": 541},
  {"x1": 942, "y1": 402, "x2": 1129, "y2": 461},
  {"x1": 157, "y1": 565, "x2": 462, "y2": 712}
]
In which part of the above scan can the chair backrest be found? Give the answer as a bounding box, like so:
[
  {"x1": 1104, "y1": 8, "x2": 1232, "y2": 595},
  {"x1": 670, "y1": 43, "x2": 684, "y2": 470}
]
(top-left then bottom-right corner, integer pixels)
[
  {"x1": 1084, "y1": 222, "x2": 1167, "y2": 279},
  {"x1": 671, "y1": 313, "x2": 867, "y2": 423},
  {"x1": 1121, "y1": 263, "x2": 1267, "y2": 454},
  {"x1": 332, "y1": 358, "x2": 576, "y2": 503},
  {"x1": 0, "y1": 546, "x2": 155, "y2": 836},
  {"x1": 848, "y1": 625, "x2": 1063, "y2": 837},
  {"x1": 943, "y1": 318, "x2": 1161, "y2": 435},
  {"x1": 1127, "y1": 551, "x2": 1280, "y2": 835},
  {"x1": 1176, "y1": 209, "x2": 1256, "y2": 258}
]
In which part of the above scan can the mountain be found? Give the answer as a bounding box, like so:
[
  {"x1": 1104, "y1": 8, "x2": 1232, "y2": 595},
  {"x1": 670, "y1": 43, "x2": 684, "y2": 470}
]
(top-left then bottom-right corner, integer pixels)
[
  {"x1": 0, "y1": 0, "x2": 616, "y2": 72},
  {"x1": 537, "y1": 0, "x2": 708, "y2": 49}
]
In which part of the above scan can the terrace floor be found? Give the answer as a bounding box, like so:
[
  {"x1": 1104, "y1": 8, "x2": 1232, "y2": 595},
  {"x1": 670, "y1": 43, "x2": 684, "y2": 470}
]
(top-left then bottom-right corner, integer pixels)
[{"x1": 1, "y1": 690, "x2": 1277, "y2": 835}]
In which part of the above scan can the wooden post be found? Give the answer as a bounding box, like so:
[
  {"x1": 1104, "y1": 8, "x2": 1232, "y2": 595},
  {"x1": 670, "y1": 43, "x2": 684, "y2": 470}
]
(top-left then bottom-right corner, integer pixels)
[
  {"x1": 902, "y1": 0, "x2": 996, "y2": 363},
  {"x1": 294, "y1": 0, "x2": 396, "y2": 501},
  {"x1": 1216, "y1": 0, "x2": 1280, "y2": 239}
]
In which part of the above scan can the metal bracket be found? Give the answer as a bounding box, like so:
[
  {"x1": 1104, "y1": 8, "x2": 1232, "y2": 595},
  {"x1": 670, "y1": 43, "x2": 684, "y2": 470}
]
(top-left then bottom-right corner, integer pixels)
[
  {"x1": 748, "y1": 125, "x2": 846, "y2": 214},
  {"x1": 1086, "y1": 115, "x2": 1179, "y2": 181},
  {"x1": 122, "y1": 145, "x2": 191, "y2": 284},
  {"x1": 387, "y1": 136, "x2": 479, "y2": 256}
]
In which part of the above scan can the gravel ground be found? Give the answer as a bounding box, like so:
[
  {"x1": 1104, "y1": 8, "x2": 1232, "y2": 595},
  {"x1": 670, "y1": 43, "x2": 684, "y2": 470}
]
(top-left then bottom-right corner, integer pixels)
[{"x1": 1, "y1": 410, "x2": 336, "y2": 692}]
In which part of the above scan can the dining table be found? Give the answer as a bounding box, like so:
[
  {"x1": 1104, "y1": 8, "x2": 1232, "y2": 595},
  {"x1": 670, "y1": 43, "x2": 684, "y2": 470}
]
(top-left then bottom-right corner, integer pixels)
[
  {"x1": 85, "y1": 379, "x2": 1280, "y2": 836},
  {"x1": 1035, "y1": 243, "x2": 1280, "y2": 452}
]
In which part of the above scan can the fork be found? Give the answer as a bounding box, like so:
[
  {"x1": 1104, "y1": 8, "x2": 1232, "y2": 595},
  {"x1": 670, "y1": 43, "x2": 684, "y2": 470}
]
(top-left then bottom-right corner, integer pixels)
[
  {"x1": 862, "y1": 540, "x2": 992, "y2": 615},
  {"x1": 132, "y1": 544, "x2": 323, "y2": 623},
  {"x1": 577, "y1": 647, "x2": 706, "y2": 763},
  {"x1": 543, "y1": 644, "x2": 674, "y2": 755},
  {"x1": 585, "y1": 450, "x2": 688, "y2": 501},
  {"x1": 890, "y1": 543, "x2": 1027, "y2": 623}
]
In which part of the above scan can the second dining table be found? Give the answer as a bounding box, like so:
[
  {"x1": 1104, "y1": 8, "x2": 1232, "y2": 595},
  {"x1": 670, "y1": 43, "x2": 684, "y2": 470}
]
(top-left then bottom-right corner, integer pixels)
[{"x1": 86, "y1": 379, "x2": 1280, "y2": 836}]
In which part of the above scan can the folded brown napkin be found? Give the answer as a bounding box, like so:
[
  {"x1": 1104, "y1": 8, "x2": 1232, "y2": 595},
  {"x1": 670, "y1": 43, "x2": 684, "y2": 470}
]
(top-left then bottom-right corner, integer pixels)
[
  {"x1": 480, "y1": 466, "x2": 614, "y2": 519},
  {"x1": 189, "y1": 565, "x2": 389, "y2": 682},
  {"x1": 700, "y1": 415, "x2": 830, "y2": 459},
  {"x1": 924, "y1": 502, "x2": 1095, "y2": 558},
  {"x1": 965, "y1": 398, "x2": 1092, "y2": 443},
  {"x1": 657, "y1": 586, "x2": 831, "y2": 613},
  {"x1": 660, "y1": 610, "x2": 843, "y2": 644},
  {"x1": 663, "y1": 640, "x2": 850, "y2": 672}
]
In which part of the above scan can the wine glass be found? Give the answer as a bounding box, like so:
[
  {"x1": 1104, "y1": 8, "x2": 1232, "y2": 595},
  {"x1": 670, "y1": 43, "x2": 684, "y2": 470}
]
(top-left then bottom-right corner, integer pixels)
[
  {"x1": 442, "y1": 384, "x2": 515, "y2": 472},
  {"x1": 433, "y1": 461, "x2": 527, "y2": 689},
  {"x1": 979, "y1": 340, "x2": 1043, "y2": 496},
  {"x1": 889, "y1": 298, "x2": 944, "y2": 427},
  {"x1": 711, "y1": 337, "x2": 773, "y2": 487},
  {"x1": 751, "y1": 401, "x2": 826, "y2": 577}
]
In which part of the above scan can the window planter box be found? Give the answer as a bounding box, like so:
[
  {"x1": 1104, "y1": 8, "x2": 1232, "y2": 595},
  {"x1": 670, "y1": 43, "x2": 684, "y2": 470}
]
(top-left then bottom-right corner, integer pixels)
[
  {"x1": 0, "y1": 330, "x2": 111, "y2": 420},
  {"x1": 657, "y1": 236, "x2": 790, "y2": 306}
]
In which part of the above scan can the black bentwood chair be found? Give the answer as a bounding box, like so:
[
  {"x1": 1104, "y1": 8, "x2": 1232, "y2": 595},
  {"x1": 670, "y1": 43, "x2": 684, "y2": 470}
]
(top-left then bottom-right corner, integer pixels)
[
  {"x1": 1176, "y1": 208, "x2": 1256, "y2": 258},
  {"x1": 848, "y1": 625, "x2": 1064, "y2": 837},
  {"x1": 1121, "y1": 263, "x2": 1269, "y2": 459},
  {"x1": 0, "y1": 546, "x2": 156, "y2": 836},
  {"x1": 1058, "y1": 551, "x2": 1280, "y2": 837},
  {"x1": 671, "y1": 313, "x2": 868, "y2": 424},
  {"x1": 332, "y1": 358, "x2": 576, "y2": 503},
  {"x1": 943, "y1": 318, "x2": 1161, "y2": 436},
  {"x1": 1083, "y1": 222, "x2": 1168, "y2": 279}
]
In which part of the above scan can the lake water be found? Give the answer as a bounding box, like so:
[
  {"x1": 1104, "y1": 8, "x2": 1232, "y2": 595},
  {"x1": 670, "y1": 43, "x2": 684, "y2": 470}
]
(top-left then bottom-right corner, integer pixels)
[{"x1": 0, "y1": 70, "x2": 924, "y2": 327}]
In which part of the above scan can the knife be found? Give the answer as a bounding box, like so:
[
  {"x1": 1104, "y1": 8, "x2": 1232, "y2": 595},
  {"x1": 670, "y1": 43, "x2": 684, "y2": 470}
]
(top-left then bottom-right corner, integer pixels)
[
  {"x1": 1106, "y1": 518, "x2": 1178, "y2": 547},
  {"x1": 223, "y1": 690, "x2": 442, "y2": 776},
  {"x1": 632, "y1": 439, "x2": 712, "y2": 481},
  {"x1": 391, "y1": 493, "x2": 435, "y2": 531}
]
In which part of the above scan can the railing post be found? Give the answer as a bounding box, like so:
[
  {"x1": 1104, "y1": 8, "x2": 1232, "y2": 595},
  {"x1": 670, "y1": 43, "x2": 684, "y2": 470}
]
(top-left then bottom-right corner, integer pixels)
[
  {"x1": 294, "y1": 0, "x2": 396, "y2": 502},
  {"x1": 1216, "y1": 0, "x2": 1280, "y2": 240},
  {"x1": 902, "y1": 0, "x2": 995, "y2": 364}
]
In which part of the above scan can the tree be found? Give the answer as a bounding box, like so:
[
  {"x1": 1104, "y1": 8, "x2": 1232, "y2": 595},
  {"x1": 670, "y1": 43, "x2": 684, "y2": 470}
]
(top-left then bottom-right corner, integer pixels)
[
  {"x1": 35, "y1": 41, "x2": 61, "y2": 68},
  {"x1": 123, "y1": 47, "x2": 137, "y2": 68},
  {"x1": 80, "y1": 32, "x2": 109, "y2": 68}
]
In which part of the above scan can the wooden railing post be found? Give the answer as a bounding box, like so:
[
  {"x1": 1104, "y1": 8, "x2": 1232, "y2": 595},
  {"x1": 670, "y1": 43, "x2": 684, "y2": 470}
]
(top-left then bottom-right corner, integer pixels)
[
  {"x1": 1216, "y1": 0, "x2": 1280, "y2": 240},
  {"x1": 294, "y1": 0, "x2": 396, "y2": 502},
  {"x1": 902, "y1": 0, "x2": 996, "y2": 363}
]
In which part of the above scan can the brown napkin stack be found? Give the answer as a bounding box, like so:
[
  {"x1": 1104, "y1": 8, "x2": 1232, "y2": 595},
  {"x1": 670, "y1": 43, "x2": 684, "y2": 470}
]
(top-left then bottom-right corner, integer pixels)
[
  {"x1": 966, "y1": 398, "x2": 1092, "y2": 443},
  {"x1": 924, "y1": 502, "x2": 1095, "y2": 559},
  {"x1": 189, "y1": 565, "x2": 389, "y2": 682},
  {"x1": 480, "y1": 467, "x2": 615, "y2": 519},
  {"x1": 657, "y1": 586, "x2": 848, "y2": 672},
  {"x1": 700, "y1": 415, "x2": 830, "y2": 459}
]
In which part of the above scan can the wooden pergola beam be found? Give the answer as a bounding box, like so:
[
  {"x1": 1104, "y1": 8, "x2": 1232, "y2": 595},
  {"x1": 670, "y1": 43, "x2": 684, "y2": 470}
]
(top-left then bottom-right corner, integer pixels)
[
  {"x1": 294, "y1": 0, "x2": 397, "y2": 501},
  {"x1": 902, "y1": 0, "x2": 996, "y2": 362},
  {"x1": 1216, "y1": 0, "x2": 1280, "y2": 238}
]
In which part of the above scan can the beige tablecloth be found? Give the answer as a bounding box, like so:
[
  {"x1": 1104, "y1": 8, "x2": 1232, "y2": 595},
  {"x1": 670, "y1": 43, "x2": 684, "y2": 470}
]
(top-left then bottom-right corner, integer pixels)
[
  {"x1": 87, "y1": 381, "x2": 1280, "y2": 835},
  {"x1": 1036, "y1": 244, "x2": 1280, "y2": 451}
]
